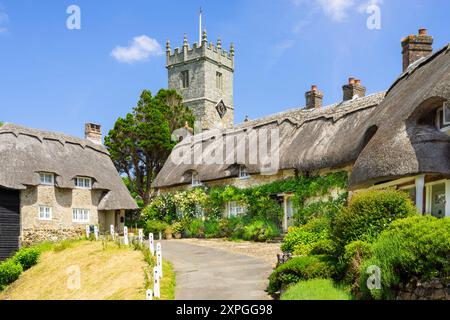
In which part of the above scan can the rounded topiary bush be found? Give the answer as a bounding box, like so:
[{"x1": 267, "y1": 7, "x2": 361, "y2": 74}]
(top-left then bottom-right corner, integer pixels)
[
  {"x1": 332, "y1": 189, "x2": 416, "y2": 249},
  {"x1": 242, "y1": 219, "x2": 280, "y2": 242},
  {"x1": 281, "y1": 218, "x2": 330, "y2": 254},
  {"x1": 359, "y1": 216, "x2": 450, "y2": 300},
  {"x1": 13, "y1": 247, "x2": 41, "y2": 271},
  {"x1": 144, "y1": 220, "x2": 170, "y2": 237},
  {"x1": 0, "y1": 260, "x2": 23, "y2": 290},
  {"x1": 268, "y1": 255, "x2": 338, "y2": 294}
]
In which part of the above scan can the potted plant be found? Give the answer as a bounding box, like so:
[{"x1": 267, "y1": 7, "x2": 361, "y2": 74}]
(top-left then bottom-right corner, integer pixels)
[
  {"x1": 164, "y1": 226, "x2": 173, "y2": 240},
  {"x1": 172, "y1": 222, "x2": 183, "y2": 239}
]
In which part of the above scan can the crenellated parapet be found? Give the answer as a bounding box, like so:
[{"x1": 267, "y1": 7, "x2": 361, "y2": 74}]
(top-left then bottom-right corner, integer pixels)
[{"x1": 166, "y1": 30, "x2": 234, "y2": 71}]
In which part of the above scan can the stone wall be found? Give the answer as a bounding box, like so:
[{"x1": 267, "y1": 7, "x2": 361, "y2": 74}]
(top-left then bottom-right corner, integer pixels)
[
  {"x1": 397, "y1": 277, "x2": 450, "y2": 300},
  {"x1": 21, "y1": 227, "x2": 84, "y2": 246}
]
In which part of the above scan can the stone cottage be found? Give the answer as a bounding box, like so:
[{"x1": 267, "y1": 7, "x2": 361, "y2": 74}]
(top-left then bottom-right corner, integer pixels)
[
  {"x1": 153, "y1": 29, "x2": 450, "y2": 231},
  {"x1": 0, "y1": 123, "x2": 138, "y2": 260}
]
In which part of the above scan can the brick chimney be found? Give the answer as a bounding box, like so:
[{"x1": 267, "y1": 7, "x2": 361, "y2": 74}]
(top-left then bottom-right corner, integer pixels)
[
  {"x1": 343, "y1": 78, "x2": 366, "y2": 101},
  {"x1": 305, "y1": 85, "x2": 323, "y2": 109},
  {"x1": 401, "y1": 28, "x2": 433, "y2": 72},
  {"x1": 85, "y1": 123, "x2": 102, "y2": 144}
]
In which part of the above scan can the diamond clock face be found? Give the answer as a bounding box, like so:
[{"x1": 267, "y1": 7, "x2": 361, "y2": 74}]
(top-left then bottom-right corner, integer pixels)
[{"x1": 215, "y1": 100, "x2": 227, "y2": 118}]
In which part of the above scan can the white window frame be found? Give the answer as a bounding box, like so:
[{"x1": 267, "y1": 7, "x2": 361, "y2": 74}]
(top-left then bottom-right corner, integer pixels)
[
  {"x1": 443, "y1": 101, "x2": 450, "y2": 125},
  {"x1": 38, "y1": 206, "x2": 52, "y2": 221},
  {"x1": 436, "y1": 105, "x2": 450, "y2": 132},
  {"x1": 192, "y1": 173, "x2": 202, "y2": 187},
  {"x1": 228, "y1": 201, "x2": 245, "y2": 218},
  {"x1": 39, "y1": 173, "x2": 54, "y2": 186},
  {"x1": 238, "y1": 165, "x2": 250, "y2": 179},
  {"x1": 75, "y1": 177, "x2": 92, "y2": 189},
  {"x1": 72, "y1": 208, "x2": 90, "y2": 223}
]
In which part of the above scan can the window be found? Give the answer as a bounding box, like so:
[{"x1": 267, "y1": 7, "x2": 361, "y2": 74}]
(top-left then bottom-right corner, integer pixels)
[
  {"x1": 216, "y1": 72, "x2": 223, "y2": 90},
  {"x1": 75, "y1": 177, "x2": 92, "y2": 189},
  {"x1": 228, "y1": 201, "x2": 246, "y2": 217},
  {"x1": 39, "y1": 173, "x2": 54, "y2": 186},
  {"x1": 436, "y1": 102, "x2": 450, "y2": 132},
  {"x1": 181, "y1": 70, "x2": 190, "y2": 88},
  {"x1": 72, "y1": 208, "x2": 90, "y2": 223},
  {"x1": 192, "y1": 172, "x2": 202, "y2": 187},
  {"x1": 38, "y1": 206, "x2": 52, "y2": 221},
  {"x1": 238, "y1": 165, "x2": 250, "y2": 179}
]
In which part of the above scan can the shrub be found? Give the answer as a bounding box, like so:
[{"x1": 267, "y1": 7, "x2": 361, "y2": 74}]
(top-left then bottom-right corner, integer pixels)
[
  {"x1": 342, "y1": 241, "x2": 372, "y2": 291},
  {"x1": 242, "y1": 219, "x2": 280, "y2": 242},
  {"x1": 310, "y1": 239, "x2": 337, "y2": 256},
  {"x1": 204, "y1": 219, "x2": 221, "y2": 238},
  {"x1": 268, "y1": 255, "x2": 338, "y2": 294},
  {"x1": 171, "y1": 222, "x2": 184, "y2": 235},
  {"x1": 0, "y1": 260, "x2": 23, "y2": 290},
  {"x1": 183, "y1": 218, "x2": 205, "y2": 238},
  {"x1": 281, "y1": 218, "x2": 330, "y2": 254},
  {"x1": 144, "y1": 220, "x2": 170, "y2": 237},
  {"x1": 360, "y1": 216, "x2": 450, "y2": 300},
  {"x1": 13, "y1": 247, "x2": 40, "y2": 271},
  {"x1": 332, "y1": 190, "x2": 416, "y2": 250},
  {"x1": 281, "y1": 279, "x2": 353, "y2": 300},
  {"x1": 142, "y1": 194, "x2": 177, "y2": 224}
]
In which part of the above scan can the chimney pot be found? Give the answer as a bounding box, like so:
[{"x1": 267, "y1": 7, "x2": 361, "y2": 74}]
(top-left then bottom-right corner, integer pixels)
[
  {"x1": 85, "y1": 123, "x2": 102, "y2": 145},
  {"x1": 401, "y1": 28, "x2": 433, "y2": 72},
  {"x1": 343, "y1": 78, "x2": 366, "y2": 101},
  {"x1": 305, "y1": 85, "x2": 323, "y2": 110},
  {"x1": 418, "y1": 28, "x2": 427, "y2": 36},
  {"x1": 349, "y1": 78, "x2": 356, "y2": 85}
]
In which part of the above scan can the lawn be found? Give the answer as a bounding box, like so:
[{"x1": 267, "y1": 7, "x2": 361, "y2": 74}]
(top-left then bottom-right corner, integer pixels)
[
  {"x1": 0, "y1": 240, "x2": 175, "y2": 300},
  {"x1": 281, "y1": 279, "x2": 353, "y2": 300}
]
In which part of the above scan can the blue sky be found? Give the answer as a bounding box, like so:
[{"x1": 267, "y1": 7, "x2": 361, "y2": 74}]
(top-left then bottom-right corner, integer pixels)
[{"x1": 0, "y1": 0, "x2": 449, "y2": 138}]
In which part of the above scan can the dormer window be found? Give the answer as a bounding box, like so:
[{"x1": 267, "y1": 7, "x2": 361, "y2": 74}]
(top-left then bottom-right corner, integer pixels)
[
  {"x1": 39, "y1": 173, "x2": 54, "y2": 186},
  {"x1": 75, "y1": 177, "x2": 92, "y2": 189},
  {"x1": 238, "y1": 165, "x2": 250, "y2": 179},
  {"x1": 192, "y1": 172, "x2": 202, "y2": 187},
  {"x1": 436, "y1": 101, "x2": 450, "y2": 132}
]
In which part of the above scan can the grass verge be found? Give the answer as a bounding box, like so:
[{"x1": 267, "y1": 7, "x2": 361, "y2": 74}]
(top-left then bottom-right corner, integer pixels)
[{"x1": 281, "y1": 279, "x2": 353, "y2": 300}]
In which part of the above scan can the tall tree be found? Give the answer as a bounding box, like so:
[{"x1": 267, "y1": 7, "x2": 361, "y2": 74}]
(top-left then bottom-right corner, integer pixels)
[{"x1": 105, "y1": 89, "x2": 194, "y2": 206}]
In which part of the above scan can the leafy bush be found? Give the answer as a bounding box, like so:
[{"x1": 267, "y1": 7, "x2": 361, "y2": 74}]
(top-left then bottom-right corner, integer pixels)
[
  {"x1": 183, "y1": 218, "x2": 205, "y2": 238},
  {"x1": 268, "y1": 255, "x2": 338, "y2": 294},
  {"x1": 171, "y1": 222, "x2": 184, "y2": 234},
  {"x1": 204, "y1": 219, "x2": 221, "y2": 238},
  {"x1": 310, "y1": 239, "x2": 337, "y2": 256},
  {"x1": 242, "y1": 219, "x2": 280, "y2": 242},
  {"x1": 142, "y1": 194, "x2": 177, "y2": 224},
  {"x1": 360, "y1": 216, "x2": 450, "y2": 300},
  {"x1": 144, "y1": 220, "x2": 170, "y2": 237},
  {"x1": 13, "y1": 247, "x2": 40, "y2": 271},
  {"x1": 281, "y1": 279, "x2": 352, "y2": 300},
  {"x1": 342, "y1": 241, "x2": 372, "y2": 291},
  {"x1": 0, "y1": 260, "x2": 23, "y2": 290},
  {"x1": 332, "y1": 190, "x2": 416, "y2": 250},
  {"x1": 281, "y1": 218, "x2": 330, "y2": 254}
]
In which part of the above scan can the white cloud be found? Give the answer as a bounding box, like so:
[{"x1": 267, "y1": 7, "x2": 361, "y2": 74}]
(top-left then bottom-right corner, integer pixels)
[
  {"x1": 0, "y1": 5, "x2": 9, "y2": 34},
  {"x1": 111, "y1": 35, "x2": 163, "y2": 64}
]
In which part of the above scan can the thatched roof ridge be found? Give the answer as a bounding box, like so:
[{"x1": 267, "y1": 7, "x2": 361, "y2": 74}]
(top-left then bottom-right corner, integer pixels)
[{"x1": 0, "y1": 123, "x2": 138, "y2": 210}]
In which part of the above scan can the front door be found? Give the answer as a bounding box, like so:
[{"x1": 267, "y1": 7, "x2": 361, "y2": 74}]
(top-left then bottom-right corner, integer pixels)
[
  {"x1": 430, "y1": 183, "x2": 446, "y2": 218},
  {"x1": 284, "y1": 196, "x2": 295, "y2": 232}
]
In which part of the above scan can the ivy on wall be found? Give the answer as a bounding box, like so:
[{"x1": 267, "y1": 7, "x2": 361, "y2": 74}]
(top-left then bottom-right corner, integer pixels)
[{"x1": 143, "y1": 171, "x2": 349, "y2": 226}]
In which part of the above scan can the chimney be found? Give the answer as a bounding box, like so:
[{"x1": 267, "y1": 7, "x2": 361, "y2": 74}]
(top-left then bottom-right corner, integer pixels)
[
  {"x1": 85, "y1": 123, "x2": 102, "y2": 144},
  {"x1": 401, "y1": 28, "x2": 433, "y2": 72},
  {"x1": 305, "y1": 85, "x2": 324, "y2": 109},
  {"x1": 343, "y1": 78, "x2": 366, "y2": 101}
]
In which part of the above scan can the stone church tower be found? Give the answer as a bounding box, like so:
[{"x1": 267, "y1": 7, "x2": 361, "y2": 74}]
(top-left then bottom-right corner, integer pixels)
[{"x1": 166, "y1": 30, "x2": 235, "y2": 130}]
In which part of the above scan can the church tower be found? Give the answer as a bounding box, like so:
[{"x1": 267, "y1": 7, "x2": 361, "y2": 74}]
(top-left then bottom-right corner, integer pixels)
[{"x1": 166, "y1": 29, "x2": 235, "y2": 130}]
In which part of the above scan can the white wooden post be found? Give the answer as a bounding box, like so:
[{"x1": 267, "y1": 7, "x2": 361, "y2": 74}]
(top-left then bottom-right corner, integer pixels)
[
  {"x1": 138, "y1": 229, "x2": 144, "y2": 246},
  {"x1": 159, "y1": 232, "x2": 162, "y2": 240},
  {"x1": 153, "y1": 267, "x2": 160, "y2": 299},
  {"x1": 149, "y1": 233, "x2": 155, "y2": 256},
  {"x1": 146, "y1": 289, "x2": 153, "y2": 300},
  {"x1": 415, "y1": 175, "x2": 425, "y2": 214},
  {"x1": 94, "y1": 226, "x2": 99, "y2": 241},
  {"x1": 445, "y1": 180, "x2": 450, "y2": 218},
  {"x1": 110, "y1": 225, "x2": 115, "y2": 241},
  {"x1": 123, "y1": 226, "x2": 129, "y2": 246},
  {"x1": 156, "y1": 242, "x2": 162, "y2": 278},
  {"x1": 85, "y1": 225, "x2": 90, "y2": 239}
]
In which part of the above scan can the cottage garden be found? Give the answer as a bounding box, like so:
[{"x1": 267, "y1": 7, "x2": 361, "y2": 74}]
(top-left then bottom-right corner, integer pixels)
[{"x1": 142, "y1": 171, "x2": 450, "y2": 300}]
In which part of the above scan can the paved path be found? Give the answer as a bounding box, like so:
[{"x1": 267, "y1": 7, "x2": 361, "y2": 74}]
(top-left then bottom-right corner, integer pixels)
[{"x1": 162, "y1": 240, "x2": 274, "y2": 300}]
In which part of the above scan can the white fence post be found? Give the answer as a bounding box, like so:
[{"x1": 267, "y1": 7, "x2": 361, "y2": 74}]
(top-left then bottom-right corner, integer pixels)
[
  {"x1": 110, "y1": 225, "x2": 115, "y2": 241},
  {"x1": 85, "y1": 225, "x2": 90, "y2": 239},
  {"x1": 146, "y1": 289, "x2": 153, "y2": 300},
  {"x1": 156, "y1": 242, "x2": 163, "y2": 278},
  {"x1": 138, "y1": 229, "x2": 144, "y2": 246},
  {"x1": 94, "y1": 226, "x2": 99, "y2": 241},
  {"x1": 149, "y1": 233, "x2": 155, "y2": 256},
  {"x1": 153, "y1": 267, "x2": 160, "y2": 299},
  {"x1": 123, "y1": 226, "x2": 129, "y2": 246}
]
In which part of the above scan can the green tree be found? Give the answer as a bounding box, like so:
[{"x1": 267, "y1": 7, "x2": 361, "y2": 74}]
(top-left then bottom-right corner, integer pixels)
[{"x1": 105, "y1": 89, "x2": 194, "y2": 206}]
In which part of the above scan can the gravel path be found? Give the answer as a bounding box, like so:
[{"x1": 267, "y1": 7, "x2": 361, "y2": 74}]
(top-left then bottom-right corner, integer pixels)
[{"x1": 161, "y1": 239, "x2": 281, "y2": 300}]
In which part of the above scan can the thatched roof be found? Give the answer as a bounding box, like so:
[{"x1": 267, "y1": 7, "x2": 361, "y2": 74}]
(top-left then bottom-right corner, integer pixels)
[
  {"x1": 0, "y1": 123, "x2": 138, "y2": 210},
  {"x1": 349, "y1": 44, "x2": 450, "y2": 188},
  {"x1": 153, "y1": 92, "x2": 386, "y2": 188}
]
